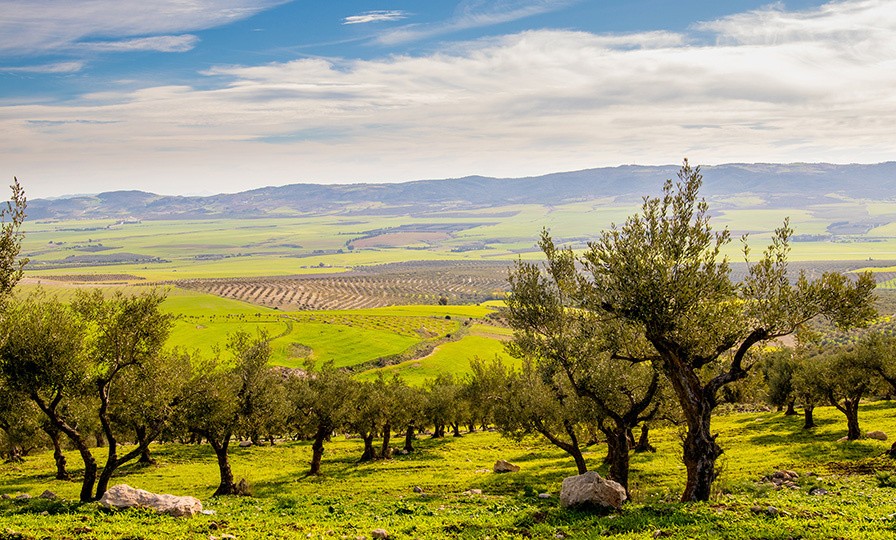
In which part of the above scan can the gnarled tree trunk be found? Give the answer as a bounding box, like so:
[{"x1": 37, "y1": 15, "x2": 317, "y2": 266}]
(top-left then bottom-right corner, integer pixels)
[
  {"x1": 380, "y1": 423, "x2": 392, "y2": 459},
  {"x1": 210, "y1": 437, "x2": 236, "y2": 496},
  {"x1": 803, "y1": 404, "x2": 815, "y2": 429}
]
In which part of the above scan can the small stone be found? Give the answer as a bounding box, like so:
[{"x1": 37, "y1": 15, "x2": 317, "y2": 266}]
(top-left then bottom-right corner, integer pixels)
[
  {"x1": 750, "y1": 505, "x2": 764, "y2": 514},
  {"x1": 1, "y1": 494, "x2": 10, "y2": 500},
  {"x1": 39, "y1": 490, "x2": 57, "y2": 499},
  {"x1": 202, "y1": 509, "x2": 217, "y2": 515},
  {"x1": 238, "y1": 440, "x2": 252, "y2": 447},
  {"x1": 40, "y1": 511, "x2": 49, "y2": 516},
  {"x1": 866, "y1": 431, "x2": 888, "y2": 441},
  {"x1": 809, "y1": 487, "x2": 828, "y2": 496},
  {"x1": 371, "y1": 529, "x2": 389, "y2": 539},
  {"x1": 413, "y1": 486, "x2": 423, "y2": 493},
  {"x1": 837, "y1": 436, "x2": 850, "y2": 442},
  {"x1": 766, "y1": 506, "x2": 779, "y2": 517},
  {"x1": 538, "y1": 493, "x2": 552, "y2": 499},
  {"x1": 14, "y1": 493, "x2": 31, "y2": 500},
  {"x1": 784, "y1": 470, "x2": 799, "y2": 479}
]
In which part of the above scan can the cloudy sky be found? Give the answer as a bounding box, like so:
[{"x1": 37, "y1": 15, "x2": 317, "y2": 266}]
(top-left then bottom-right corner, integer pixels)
[{"x1": 1, "y1": 0, "x2": 893, "y2": 197}]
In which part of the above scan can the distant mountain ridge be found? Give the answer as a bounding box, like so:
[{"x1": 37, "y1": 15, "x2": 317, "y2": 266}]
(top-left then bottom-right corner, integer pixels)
[{"x1": 27, "y1": 162, "x2": 896, "y2": 221}]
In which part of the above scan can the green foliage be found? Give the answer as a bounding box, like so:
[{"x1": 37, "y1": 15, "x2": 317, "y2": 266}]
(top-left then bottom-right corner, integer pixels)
[{"x1": 0, "y1": 179, "x2": 27, "y2": 300}]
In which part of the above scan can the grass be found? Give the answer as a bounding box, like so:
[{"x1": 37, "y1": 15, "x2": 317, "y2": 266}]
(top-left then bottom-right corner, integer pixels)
[
  {"x1": 5, "y1": 403, "x2": 896, "y2": 538},
  {"x1": 358, "y1": 332, "x2": 515, "y2": 385}
]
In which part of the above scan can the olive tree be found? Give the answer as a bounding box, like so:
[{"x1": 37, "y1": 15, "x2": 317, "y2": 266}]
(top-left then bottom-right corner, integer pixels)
[
  {"x1": 575, "y1": 161, "x2": 875, "y2": 501},
  {"x1": 0, "y1": 178, "x2": 27, "y2": 300},
  {"x1": 0, "y1": 292, "x2": 95, "y2": 501},
  {"x1": 474, "y1": 356, "x2": 595, "y2": 475},
  {"x1": 506, "y1": 234, "x2": 663, "y2": 493},
  {"x1": 288, "y1": 360, "x2": 356, "y2": 475},
  {"x1": 72, "y1": 289, "x2": 175, "y2": 498},
  {"x1": 181, "y1": 331, "x2": 285, "y2": 495}
]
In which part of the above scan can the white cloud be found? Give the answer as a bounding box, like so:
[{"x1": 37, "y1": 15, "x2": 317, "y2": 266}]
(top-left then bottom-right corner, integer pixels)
[
  {"x1": 80, "y1": 34, "x2": 199, "y2": 53},
  {"x1": 376, "y1": 0, "x2": 578, "y2": 45},
  {"x1": 0, "y1": 0, "x2": 287, "y2": 55},
  {"x1": 0, "y1": 61, "x2": 85, "y2": 73},
  {"x1": 3, "y1": 0, "x2": 896, "y2": 197},
  {"x1": 343, "y1": 10, "x2": 408, "y2": 25}
]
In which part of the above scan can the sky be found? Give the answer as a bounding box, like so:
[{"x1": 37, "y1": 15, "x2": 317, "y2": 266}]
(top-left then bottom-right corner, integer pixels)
[{"x1": 1, "y1": 0, "x2": 894, "y2": 198}]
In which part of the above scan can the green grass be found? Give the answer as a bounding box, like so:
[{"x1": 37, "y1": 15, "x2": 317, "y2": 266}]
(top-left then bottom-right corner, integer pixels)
[
  {"x1": 358, "y1": 332, "x2": 514, "y2": 385},
  {"x1": 6, "y1": 403, "x2": 896, "y2": 538}
]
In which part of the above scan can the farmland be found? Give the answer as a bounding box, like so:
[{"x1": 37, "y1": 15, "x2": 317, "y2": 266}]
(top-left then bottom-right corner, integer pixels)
[{"x1": 19, "y1": 188, "x2": 896, "y2": 284}]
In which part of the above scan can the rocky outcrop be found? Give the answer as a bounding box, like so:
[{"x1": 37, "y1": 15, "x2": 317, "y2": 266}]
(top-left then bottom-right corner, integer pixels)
[{"x1": 98, "y1": 484, "x2": 202, "y2": 517}]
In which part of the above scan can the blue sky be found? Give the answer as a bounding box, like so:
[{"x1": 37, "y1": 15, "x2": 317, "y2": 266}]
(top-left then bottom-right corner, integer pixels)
[{"x1": 1, "y1": 0, "x2": 892, "y2": 197}]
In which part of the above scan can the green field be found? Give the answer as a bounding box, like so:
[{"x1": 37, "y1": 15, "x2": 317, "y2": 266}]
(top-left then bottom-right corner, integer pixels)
[
  {"x1": 5, "y1": 403, "x2": 896, "y2": 538},
  {"x1": 20, "y1": 195, "x2": 896, "y2": 283}
]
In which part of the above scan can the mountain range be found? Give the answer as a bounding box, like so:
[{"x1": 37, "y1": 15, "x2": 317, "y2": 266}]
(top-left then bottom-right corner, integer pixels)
[{"x1": 27, "y1": 162, "x2": 896, "y2": 221}]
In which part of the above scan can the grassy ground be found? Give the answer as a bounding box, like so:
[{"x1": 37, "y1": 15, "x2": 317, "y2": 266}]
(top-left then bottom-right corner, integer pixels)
[{"x1": 4, "y1": 403, "x2": 896, "y2": 538}]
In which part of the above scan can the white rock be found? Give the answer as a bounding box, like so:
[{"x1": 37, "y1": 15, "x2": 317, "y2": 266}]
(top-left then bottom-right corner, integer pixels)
[
  {"x1": 493, "y1": 460, "x2": 520, "y2": 473},
  {"x1": 98, "y1": 484, "x2": 202, "y2": 518},
  {"x1": 866, "y1": 430, "x2": 888, "y2": 441},
  {"x1": 560, "y1": 471, "x2": 627, "y2": 511}
]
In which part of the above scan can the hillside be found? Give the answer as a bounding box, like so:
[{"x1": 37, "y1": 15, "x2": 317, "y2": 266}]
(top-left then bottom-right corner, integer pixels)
[{"x1": 28, "y1": 162, "x2": 896, "y2": 221}]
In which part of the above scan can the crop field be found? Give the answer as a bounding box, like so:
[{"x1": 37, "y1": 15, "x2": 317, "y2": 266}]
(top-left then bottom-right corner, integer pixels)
[
  {"x1": 18, "y1": 194, "x2": 896, "y2": 284},
  {"x1": 174, "y1": 261, "x2": 510, "y2": 310},
  {"x1": 6, "y1": 403, "x2": 896, "y2": 538}
]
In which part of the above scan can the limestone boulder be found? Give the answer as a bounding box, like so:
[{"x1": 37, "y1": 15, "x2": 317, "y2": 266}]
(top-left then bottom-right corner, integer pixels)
[
  {"x1": 98, "y1": 484, "x2": 202, "y2": 517},
  {"x1": 560, "y1": 471, "x2": 626, "y2": 512},
  {"x1": 866, "y1": 430, "x2": 887, "y2": 441},
  {"x1": 493, "y1": 460, "x2": 520, "y2": 473}
]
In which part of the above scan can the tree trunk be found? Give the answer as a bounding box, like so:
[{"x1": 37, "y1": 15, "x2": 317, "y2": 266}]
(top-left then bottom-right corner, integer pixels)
[
  {"x1": 634, "y1": 424, "x2": 656, "y2": 453},
  {"x1": 309, "y1": 426, "x2": 328, "y2": 475},
  {"x1": 845, "y1": 399, "x2": 861, "y2": 440},
  {"x1": 535, "y1": 419, "x2": 587, "y2": 475},
  {"x1": 404, "y1": 424, "x2": 415, "y2": 453},
  {"x1": 784, "y1": 401, "x2": 797, "y2": 416},
  {"x1": 359, "y1": 432, "x2": 376, "y2": 462},
  {"x1": 680, "y1": 402, "x2": 721, "y2": 502},
  {"x1": 606, "y1": 428, "x2": 631, "y2": 495},
  {"x1": 4, "y1": 445, "x2": 23, "y2": 463},
  {"x1": 44, "y1": 426, "x2": 69, "y2": 480},
  {"x1": 211, "y1": 437, "x2": 236, "y2": 496},
  {"x1": 136, "y1": 426, "x2": 155, "y2": 464},
  {"x1": 451, "y1": 422, "x2": 462, "y2": 437},
  {"x1": 803, "y1": 405, "x2": 815, "y2": 429},
  {"x1": 94, "y1": 431, "x2": 105, "y2": 448},
  {"x1": 380, "y1": 423, "x2": 392, "y2": 459},
  {"x1": 32, "y1": 394, "x2": 98, "y2": 502}
]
